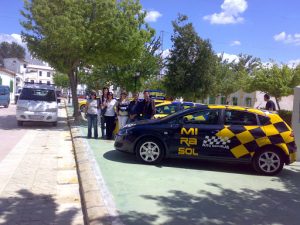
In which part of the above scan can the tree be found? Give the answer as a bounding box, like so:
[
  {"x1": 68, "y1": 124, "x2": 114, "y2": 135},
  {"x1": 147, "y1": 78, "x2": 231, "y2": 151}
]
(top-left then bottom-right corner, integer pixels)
[
  {"x1": 212, "y1": 57, "x2": 240, "y2": 103},
  {"x1": 0, "y1": 42, "x2": 26, "y2": 60},
  {"x1": 89, "y1": 37, "x2": 162, "y2": 92},
  {"x1": 250, "y1": 64, "x2": 300, "y2": 110},
  {"x1": 53, "y1": 73, "x2": 70, "y2": 89},
  {"x1": 164, "y1": 15, "x2": 217, "y2": 101},
  {"x1": 21, "y1": 0, "x2": 153, "y2": 119}
]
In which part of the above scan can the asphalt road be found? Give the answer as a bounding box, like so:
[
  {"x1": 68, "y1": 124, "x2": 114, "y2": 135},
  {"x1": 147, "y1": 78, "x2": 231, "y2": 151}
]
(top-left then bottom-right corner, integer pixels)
[
  {"x1": 81, "y1": 126, "x2": 300, "y2": 225},
  {"x1": 0, "y1": 104, "x2": 27, "y2": 161}
]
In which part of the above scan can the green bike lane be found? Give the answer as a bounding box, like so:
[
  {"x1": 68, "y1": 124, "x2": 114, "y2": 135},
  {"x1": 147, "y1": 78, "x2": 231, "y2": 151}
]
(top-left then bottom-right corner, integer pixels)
[{"x1": 78, "y1": 123, "x2": 300, "y2": 225}]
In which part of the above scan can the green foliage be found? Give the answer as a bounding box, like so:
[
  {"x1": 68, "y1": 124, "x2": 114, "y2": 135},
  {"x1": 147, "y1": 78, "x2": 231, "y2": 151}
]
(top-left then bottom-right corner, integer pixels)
[
  {"x1": 278, "y1": 110, "x2": 292, "y2": 126},
  {"x1": 89, "y1": 37, "x2": 162, "y2": 92},
  {"x1": 164, "y1": 15, "x2": 217, "y2": 101},
  {"x1": 250, "y1": 63, "x2": 300, "y2": 110},
  {"x1": 0, "y1": 76, "x2": 2, "y2": 85},
  {"x1": 53, "y1": 73, "x2": 69, "y2": 88},
  {"x1": 0, "y1": 42, "x2": 26, "y2": 60}
]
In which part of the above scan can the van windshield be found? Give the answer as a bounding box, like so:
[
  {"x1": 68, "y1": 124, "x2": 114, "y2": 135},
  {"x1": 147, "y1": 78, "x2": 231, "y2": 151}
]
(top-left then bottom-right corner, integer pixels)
[{"x1": 20, "y1": 88, "x2": 56, "y2": 102}]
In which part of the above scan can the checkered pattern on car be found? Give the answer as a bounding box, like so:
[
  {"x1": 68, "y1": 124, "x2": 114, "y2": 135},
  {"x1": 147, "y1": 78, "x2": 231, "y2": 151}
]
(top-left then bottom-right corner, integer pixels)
[
  {"x1": 215, "y1": 116, "x2": 295, "y2": 159},
  {"x1": 203, "y1": 136, "x2": 231, "y2": 145}
]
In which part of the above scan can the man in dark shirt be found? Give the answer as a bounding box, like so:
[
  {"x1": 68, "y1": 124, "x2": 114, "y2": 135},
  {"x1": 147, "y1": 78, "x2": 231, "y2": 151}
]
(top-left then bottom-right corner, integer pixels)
[
  {"x1": 264, "y1": 94, "x2": 276, "y2": 111},
  {"x1": 141, "y1": 90, "x2": 156, "y2": 120},
  {"x1": 128, "y1": 92, "x2": 142, "y2": 122}
]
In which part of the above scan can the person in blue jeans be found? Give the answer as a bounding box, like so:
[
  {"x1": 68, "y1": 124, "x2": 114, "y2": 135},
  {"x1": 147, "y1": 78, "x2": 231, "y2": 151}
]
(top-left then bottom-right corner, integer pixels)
[{"x1": 85, "y1": 91, "x2": 100, "y2": 139}]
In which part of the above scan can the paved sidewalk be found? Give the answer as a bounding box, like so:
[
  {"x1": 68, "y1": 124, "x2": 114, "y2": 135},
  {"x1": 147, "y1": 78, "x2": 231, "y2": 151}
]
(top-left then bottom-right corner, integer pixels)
[{"x1": 0, "y1": 106, "x2": 84, "y2": 225}]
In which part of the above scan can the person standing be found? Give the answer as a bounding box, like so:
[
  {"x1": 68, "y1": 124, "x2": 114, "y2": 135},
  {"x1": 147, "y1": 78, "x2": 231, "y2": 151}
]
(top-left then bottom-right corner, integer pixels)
[
  {"x1": 100, "y1": 87, "x2": 109, "y2": 138},
  {"x1": 128, "y1": 92, "x2": 141, "y2": 122},
  {"x1": 103, "y1": 92, "x2": 117, "y2": 140},
  {"x1": 85, "y1": 91, "x2": 99, "y2": 139},
  {"x1": 141, "y1": 90, "x2": 155, "y2": 120},
  {"x1": 264, "y1": 94, "x2": 276, "y2": 111},
  {"x1": 116, "y1": 91, "x2": 130, "y2": 129}
]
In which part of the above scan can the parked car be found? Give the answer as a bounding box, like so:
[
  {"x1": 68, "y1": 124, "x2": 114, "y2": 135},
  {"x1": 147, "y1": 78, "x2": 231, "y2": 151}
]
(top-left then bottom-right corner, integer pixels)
[
  {"x1": 16, "y1": 83, "x2": 60, "y2": 126},
  {"x1": 0, "y1": 85, "x2": 10, "y2": 108},
  {"x1": 115, "y1": 105, "x2": 297, "y2": 175}
]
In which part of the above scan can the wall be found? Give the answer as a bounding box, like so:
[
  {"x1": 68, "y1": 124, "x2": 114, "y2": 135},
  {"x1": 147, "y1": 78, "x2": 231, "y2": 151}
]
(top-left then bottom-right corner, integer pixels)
[{"x1": 292, "y1": 86, "x2": 300, "y2": 160}]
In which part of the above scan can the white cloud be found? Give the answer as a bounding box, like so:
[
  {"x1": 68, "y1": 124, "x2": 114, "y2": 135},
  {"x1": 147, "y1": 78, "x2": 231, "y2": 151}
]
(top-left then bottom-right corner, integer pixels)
[
  {"x1": 145, "y1": 10, "x2": 162, "y2": 23},
  {"x1": 273, "y1": 31, "x2": 300, "y2": 46},
  {"x1": 203, "y1": 0, "x2": 248, "y2": 25},
  {"x1": 288, "y1": 59, "x2": 300, "y2": 68},
  {"x1": 230, "y1": 40, "x2": 241, "y2": 46},
  {"x1": 217, "y1": 52, "x2": 239, "y2": 63},
  {"x1": 0, "y1": 33, "x2": 25, "y2": 47},
  {"x1": 161, "y1": 49, "x2": 170, "y2": 59}
]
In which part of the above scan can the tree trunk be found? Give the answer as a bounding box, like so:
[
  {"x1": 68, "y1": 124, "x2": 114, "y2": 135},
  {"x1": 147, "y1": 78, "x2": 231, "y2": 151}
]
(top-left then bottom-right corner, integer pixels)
[
  {"x1": 275, "y1": 97, "x2": 281, "y2": 111},
  {"x1": 68, "y1": 68, "x2": 81, "y2": 120}
]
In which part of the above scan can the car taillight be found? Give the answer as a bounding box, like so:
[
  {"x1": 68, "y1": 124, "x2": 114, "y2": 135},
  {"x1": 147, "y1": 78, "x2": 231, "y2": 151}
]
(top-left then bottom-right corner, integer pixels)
[{"x1": 290, "y1": 132, "x2": 295, "y2": 137}]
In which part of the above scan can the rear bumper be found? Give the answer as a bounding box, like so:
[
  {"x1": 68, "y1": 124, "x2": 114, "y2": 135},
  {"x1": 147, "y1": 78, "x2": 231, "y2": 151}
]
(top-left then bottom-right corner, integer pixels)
[
  {"x1": 16, "y1": 111, "x2": 58, "y2": 122},
  {"x1": 288, "y1": 141, "x2": 297, "y2": 164}
]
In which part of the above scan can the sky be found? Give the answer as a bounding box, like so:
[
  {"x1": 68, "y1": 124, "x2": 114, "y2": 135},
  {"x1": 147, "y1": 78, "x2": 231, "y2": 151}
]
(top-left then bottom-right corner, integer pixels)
[{"x1": 0, "y1": 0, "x2": 299, "y2": 65}]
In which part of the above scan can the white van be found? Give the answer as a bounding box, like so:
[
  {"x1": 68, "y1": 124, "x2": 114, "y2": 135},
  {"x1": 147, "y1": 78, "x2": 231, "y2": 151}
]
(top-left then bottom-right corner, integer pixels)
[{"x1": 16, "y1": 83, "x2": 59, "y2": 126}]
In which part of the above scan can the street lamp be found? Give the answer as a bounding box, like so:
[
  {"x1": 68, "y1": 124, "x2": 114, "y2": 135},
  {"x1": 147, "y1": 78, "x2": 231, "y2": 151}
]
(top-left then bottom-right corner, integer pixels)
[{"x1": 134, "y1": 72, "x2": 140, "y2": 93}]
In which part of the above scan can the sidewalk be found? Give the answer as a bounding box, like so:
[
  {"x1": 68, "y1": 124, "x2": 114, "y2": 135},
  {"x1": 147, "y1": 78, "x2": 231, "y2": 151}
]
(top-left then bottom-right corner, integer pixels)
[{"x1": 0, "y1": 105, "x2": 84, "y2": 225}]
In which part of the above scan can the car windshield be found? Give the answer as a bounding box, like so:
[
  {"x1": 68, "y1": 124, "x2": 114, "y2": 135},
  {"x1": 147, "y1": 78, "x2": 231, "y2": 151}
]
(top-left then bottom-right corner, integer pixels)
[
  {"x1": 19, "y1": 88, "x2": 56, "y2": 102},
  {"x1": 159, "y1": 107, "x2": 192, "y2": 121}
]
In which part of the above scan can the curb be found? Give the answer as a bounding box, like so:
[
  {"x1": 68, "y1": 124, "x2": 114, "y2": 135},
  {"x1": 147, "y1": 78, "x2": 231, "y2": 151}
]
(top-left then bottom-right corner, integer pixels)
[{"x1": 64, "y1": 101, "x2": 112, "y2": 225}]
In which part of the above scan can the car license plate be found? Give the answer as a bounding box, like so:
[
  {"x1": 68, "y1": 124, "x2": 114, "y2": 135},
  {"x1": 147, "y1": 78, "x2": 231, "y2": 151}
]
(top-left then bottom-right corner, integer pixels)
[{"x1": 29, "y1": 115, "x2": 44, "y2": 120}]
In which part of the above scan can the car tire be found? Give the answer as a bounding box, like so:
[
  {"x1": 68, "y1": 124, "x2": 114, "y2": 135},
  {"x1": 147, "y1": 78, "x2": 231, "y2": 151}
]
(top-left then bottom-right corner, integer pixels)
[
  {"x1": 253, "y1": 148, "x2": 284, "y2": 176},
  {"x1": 17, "y1": 121, "x2": 23, "y2": 126},
  {"x1": 4, "y1": 104, "x2": 8, "y2": 108},
  {"x1": 135, "y1": 137, "x2": 164, "y2": 164},
  {"x1": 52, "y1": 122, "x2": 57, "y2": 126},
  {"x1": 80, "y1": 104, "x2": 86, "y2": 112}
]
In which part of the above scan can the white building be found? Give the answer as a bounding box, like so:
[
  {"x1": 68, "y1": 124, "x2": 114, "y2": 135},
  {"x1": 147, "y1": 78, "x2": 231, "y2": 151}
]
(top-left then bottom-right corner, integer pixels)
[
  {"x1": 3, "y1": 58, "x2": 55, "y2": 90},
  {"x1": 0, "y1": 67, "x2": 16, "y2": 101},
  {"x1": 203, "y1": 90, "x2": 293, "y2": 111}
]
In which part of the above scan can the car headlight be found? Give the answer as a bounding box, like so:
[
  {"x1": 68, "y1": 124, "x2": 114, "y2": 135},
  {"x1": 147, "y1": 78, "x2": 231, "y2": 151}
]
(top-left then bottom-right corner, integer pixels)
[
  {"x1": 46, "y1": 108, "x2": 57, "y2": 112},
  {"x1": 118, "y1": 128, "x2": 133, "y2": 136},
  {"x1": 123, "y1": 123, "x2": 136, "y2": 128},
  {"x1": 16, "y1": 106, "x2": 28, "y2": 111}
]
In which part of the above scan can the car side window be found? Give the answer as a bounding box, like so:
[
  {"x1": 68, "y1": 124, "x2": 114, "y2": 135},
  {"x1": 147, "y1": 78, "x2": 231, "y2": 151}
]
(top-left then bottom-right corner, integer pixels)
[
  {"x1": 156, "y1": 105, "x2": 177, "y2": 114},
  {"x1": 181, "y1": 109, "x2": 220, "y2": 125},
  {"x1": 225, "y1": 110, "x2": 257, "y2": 126}
]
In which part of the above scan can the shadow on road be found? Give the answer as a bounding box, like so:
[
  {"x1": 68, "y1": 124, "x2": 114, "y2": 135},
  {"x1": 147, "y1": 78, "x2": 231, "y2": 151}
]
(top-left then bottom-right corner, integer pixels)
[
  {"x1": 0, "y1": 114, "x2": 68, "y2": 131},
  {"x1": 0, "y1": 189, "x2": 79, "y2": 225},
  {"x1": 95, "y1": 160, "x2": 300, "y2": 225},
  {"x1": 103, "y1": 149, "x2": 256, "y2": 175}
]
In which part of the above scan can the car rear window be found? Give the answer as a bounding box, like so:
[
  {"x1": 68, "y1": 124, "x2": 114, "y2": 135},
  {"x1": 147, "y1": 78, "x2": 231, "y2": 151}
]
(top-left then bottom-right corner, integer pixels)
[
  {"x1": 0, "y1": 87, "x2": 9, "y2": 95},
  {"x1": 225, "y1": 110, "x2": 258, "y2": 126},
  {"x1": 20, "y1": 88, "x2": 56, "y2": 102},
  {"x1": 258, "y1": 115, "x2": 271, "y2": 125}
]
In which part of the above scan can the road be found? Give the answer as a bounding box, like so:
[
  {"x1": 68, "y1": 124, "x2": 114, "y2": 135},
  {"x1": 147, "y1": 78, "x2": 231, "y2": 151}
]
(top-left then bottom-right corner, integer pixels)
[
  {"x1": 80, "y1": 126, "x2": 300, "y2": 225},
  {"x1": 0, "y1": 104, "x2": 27, "y2": 161}
]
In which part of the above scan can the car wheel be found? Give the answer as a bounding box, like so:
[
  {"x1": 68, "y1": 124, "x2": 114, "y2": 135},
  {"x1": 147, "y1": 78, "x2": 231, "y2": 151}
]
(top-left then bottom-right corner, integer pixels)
[
  {"x1": 253, "y1": 149, "x2": 284, "y2": 176},
  {"x1": 4, "y1": 104, "x2": 8, "y2": 108},
  {"x1": 135, "y1": 138, "x2": 164, "y2": 164},
  {"x1": 52, "y1": 122, "x2": 57, "y2": 126},
  {"x1": 17, "y1": 121, "x2": 23, "y2": 126},
  {"x1": 80, "y1": 104, "x2": 86, "y2": 112}
]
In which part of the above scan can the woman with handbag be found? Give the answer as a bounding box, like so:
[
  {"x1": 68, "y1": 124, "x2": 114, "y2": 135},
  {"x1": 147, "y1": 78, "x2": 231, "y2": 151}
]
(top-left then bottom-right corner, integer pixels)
[{"x1": 116, "y1": 91, "x2": 130, "y2": 129}]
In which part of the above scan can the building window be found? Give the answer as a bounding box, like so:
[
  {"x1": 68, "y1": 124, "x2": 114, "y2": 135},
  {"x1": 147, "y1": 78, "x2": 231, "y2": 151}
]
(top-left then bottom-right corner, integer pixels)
[
  {"x1": 245, "y1": 97, "x2": 252, "y2": 107},
  {"x1": 232, "y1": 97, "x2": 238, "y2": 106},
  {"x1": 209, "y1": 96, "x2": 216, "y2": 104},
  {"x1": 39, "y1": 71, "x2": 42, "y2": 76},
  {"x1": 47, "y1": 72, "x2": 51, "y2": 77},
  {"x1": 30, "y1": 80, "x2": 34, "y2": 84},
  {"x1": 23, "y1": 64, "x2": 27, "y2": 68},
  {"x1": 221, "y1": 96, "x2": 226, "y2": 105},
  {"x1": 47, "y1": 81, "x2": 51, "y2": 85}
]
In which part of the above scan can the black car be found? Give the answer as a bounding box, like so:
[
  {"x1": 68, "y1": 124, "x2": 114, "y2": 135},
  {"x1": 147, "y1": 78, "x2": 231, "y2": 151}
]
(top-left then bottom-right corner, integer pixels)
[{"x1": 114, "y1": 104, "x2": 297, "y2": 175}]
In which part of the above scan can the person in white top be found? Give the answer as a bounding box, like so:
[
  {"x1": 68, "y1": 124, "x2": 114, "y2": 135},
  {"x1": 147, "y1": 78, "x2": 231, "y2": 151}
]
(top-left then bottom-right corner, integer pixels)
[
  {"x1": 102, "y1": 92, "x2": 117, "y2": 140},
  {"x1": 85, "y1": 91, "x2": 100, "y2": 139},
  {"x1": 116, "y1": 91, "x2": 130, "y2": 129}
]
